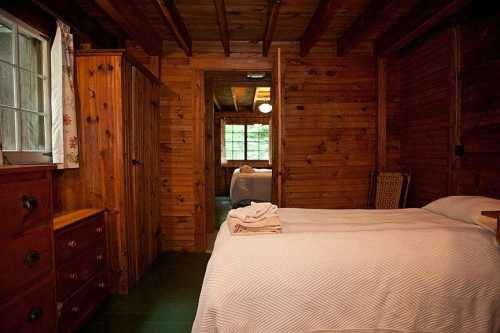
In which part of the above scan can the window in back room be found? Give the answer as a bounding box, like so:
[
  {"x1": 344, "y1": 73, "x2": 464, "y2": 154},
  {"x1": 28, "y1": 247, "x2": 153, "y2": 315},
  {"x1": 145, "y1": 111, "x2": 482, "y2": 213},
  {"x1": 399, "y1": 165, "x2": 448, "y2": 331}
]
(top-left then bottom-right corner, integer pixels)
[
  {"x1": 0, "y1": 11, "x2": 51, "y2": 161},
  {"x1": 224, "y1": 123, "x2": 270, "y2": 162}
]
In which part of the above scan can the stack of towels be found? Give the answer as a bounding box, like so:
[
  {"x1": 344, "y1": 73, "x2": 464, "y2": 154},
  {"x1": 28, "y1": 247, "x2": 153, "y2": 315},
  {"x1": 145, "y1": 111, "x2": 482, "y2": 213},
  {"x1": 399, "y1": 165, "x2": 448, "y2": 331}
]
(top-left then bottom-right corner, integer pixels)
[{"x1": 227, "y1": 202, "x2": 282, "y2": 235}]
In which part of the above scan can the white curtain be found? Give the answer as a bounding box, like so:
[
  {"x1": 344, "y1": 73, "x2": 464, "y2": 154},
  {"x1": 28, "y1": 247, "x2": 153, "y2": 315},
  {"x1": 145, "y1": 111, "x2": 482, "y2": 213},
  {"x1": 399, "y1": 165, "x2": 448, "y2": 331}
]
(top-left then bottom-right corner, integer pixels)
[{"x1": 51, "y1": 21, "x2": 79, "y2": 168}]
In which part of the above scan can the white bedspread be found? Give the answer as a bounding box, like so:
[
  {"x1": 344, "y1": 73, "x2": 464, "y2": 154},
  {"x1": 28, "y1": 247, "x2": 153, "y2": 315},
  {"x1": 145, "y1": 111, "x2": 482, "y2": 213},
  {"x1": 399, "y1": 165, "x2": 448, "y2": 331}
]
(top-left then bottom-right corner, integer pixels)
[
  {"x1": 192, "y1": 208, "x2": 500, "y2": 333},
  {"x1": 229, "y1": 168, "x2": 272, "y2": 206}
]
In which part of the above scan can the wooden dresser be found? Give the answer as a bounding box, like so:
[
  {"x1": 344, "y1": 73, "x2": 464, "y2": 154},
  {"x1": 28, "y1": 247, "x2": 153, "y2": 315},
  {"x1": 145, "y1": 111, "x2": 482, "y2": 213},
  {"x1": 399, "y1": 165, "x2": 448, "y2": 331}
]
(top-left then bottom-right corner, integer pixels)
[
  {"x1": 0, "y1": 165, "x2": 57, "y2": 333},
  {"x1": 53, "y1": 209, "x2": 108, "y2": 333}
]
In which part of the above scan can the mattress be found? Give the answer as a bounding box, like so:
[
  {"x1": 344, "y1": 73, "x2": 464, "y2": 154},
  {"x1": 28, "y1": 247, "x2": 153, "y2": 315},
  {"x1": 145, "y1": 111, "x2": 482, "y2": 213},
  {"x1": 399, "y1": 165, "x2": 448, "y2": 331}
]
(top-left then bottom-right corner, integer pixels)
[
  {"x1": 229, "y1": 168, "x2": 272, "y2": 206},
  {"x1": 192, "y1": 208, "x2": 500, "y2": 333}
]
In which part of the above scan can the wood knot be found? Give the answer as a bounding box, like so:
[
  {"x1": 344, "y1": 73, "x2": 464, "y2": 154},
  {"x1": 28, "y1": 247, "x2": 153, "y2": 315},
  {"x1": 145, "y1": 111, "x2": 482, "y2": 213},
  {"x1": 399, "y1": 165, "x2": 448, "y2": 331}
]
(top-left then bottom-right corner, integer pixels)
[
  {"x1": 318, "y1": 141, "x2": 327, "y2": 153},
  {"x1": 107, "y1": 64, "x2": 114, "y2": 71},
  {"x1": 326, "y1": 70, "x2": 337, "y2": 77}
]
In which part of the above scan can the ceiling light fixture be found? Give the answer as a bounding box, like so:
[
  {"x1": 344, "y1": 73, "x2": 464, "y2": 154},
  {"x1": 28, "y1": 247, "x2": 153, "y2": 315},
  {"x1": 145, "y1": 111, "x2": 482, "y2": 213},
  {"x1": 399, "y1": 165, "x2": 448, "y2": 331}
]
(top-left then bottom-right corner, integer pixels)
[
  {"x1": 258, "y1": 103, "x2": 273, "y2": 113},
  {"x1": 246, "y1": 72, "x2": 266, "y2": 79}
]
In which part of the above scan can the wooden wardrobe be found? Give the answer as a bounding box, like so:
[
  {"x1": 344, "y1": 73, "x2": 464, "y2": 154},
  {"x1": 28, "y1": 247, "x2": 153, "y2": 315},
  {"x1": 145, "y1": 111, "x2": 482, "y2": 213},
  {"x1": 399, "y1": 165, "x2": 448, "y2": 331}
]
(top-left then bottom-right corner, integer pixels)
[{"x1": 74, "y1": 50, "x2": 161, "y2": 294}]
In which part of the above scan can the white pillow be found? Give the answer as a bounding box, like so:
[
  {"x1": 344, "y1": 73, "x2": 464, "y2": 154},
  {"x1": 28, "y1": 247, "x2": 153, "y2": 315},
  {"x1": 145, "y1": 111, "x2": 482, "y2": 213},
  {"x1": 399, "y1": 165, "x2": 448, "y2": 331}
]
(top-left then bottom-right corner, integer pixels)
[{"x1": 423, "y1": 196, "x2": 500, "y2": 233}]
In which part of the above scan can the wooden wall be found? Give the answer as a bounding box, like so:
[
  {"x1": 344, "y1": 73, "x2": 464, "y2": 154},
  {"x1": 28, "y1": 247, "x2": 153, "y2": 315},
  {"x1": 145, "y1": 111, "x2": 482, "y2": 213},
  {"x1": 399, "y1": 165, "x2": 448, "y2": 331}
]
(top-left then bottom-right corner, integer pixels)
[
  {"x1": 399, "y1": 28, "x2": 452, "y2": 207},
  {"x1": 282, "y1": 44, "x2": 377, "y2": 209},
  {"x1": 457, "y1": 5, "x2": 500, "y2": 197},
  {"x1": 386, "y1": 3, "x2": 500, "y2": 207},
  {"x1": 157, "y1": 40, "x2": 376, "y2": 251}
]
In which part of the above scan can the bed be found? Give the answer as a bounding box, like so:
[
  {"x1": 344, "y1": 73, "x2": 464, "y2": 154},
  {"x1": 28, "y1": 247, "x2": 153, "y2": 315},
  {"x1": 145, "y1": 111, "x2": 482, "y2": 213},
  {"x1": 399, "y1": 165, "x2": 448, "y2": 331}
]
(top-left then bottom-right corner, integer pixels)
[
  {"x1": 229, "y1": 168, "x2": 272, "y2": 206},
  {"x1": 192, "y1": 200, "x2": 500, "y2": 333}
]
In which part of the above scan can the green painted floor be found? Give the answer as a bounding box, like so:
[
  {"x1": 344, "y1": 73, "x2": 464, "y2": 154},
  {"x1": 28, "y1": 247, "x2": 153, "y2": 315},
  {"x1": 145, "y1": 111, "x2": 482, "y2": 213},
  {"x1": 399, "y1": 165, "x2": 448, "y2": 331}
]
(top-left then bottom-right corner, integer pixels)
[
  {"x1": 79, "y1": 252, "x2": 210, "y2": 333},
  {"x1": 215, "y1": 196, "x2": 232, "y2": 230}
]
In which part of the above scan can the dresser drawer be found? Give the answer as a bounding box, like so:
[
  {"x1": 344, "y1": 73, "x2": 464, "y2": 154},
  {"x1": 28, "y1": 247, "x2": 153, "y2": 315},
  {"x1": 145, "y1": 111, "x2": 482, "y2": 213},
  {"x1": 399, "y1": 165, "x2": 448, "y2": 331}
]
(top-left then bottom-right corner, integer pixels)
[
  {"x1": 0, "y1": 277, "x2": 56, "y2": 333},
  {"x1": 55, "y1": 214, "x2": 105, "y2": 265},
  {"x1": 0, "y1": 226, "x2": 53, "y2": 302},
  {"x1": 58, "y1": 272, "x2": 108, "y2": 333},
  {"x1": 57, "y1": 245, "x2": 106, "y2": 301},
  {"x1": 0, "y1": 178, "x2": 52, "y2": 239}
]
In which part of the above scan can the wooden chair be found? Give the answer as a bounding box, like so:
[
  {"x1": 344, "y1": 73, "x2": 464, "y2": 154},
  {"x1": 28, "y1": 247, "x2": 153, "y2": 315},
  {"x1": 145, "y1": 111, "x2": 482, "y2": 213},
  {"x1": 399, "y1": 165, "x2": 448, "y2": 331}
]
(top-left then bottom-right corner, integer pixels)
[{"x1": 368, "y1": 171, "x2": 411, "y2": 209}]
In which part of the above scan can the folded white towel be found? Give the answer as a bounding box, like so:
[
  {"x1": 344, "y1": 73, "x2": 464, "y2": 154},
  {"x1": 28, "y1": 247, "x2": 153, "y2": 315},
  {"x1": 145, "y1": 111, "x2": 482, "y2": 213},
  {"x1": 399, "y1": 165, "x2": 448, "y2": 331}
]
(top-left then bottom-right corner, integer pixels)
[
  {"x1": 239, "y1": 165, "x2": 255, "y2": 173},
  {"x1": 228, "y1": 216, "x2": 282, "y2": 235},
  {"x1": 228, "y1": 202, "x2": 278, "y2": 223}
]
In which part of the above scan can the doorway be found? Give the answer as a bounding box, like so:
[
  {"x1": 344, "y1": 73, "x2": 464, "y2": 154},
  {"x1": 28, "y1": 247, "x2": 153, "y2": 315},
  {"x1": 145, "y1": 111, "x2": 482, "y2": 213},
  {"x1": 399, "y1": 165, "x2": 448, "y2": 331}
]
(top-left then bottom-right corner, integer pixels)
[{"x1": 204, "y1": 71, "x2": 274, "y2": 251}]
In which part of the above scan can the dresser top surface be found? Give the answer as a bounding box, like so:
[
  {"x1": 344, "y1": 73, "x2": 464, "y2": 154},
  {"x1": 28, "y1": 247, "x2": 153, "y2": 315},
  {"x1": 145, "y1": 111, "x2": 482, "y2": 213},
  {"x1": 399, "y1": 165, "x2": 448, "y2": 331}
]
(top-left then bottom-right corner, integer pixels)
[
  {"x1": 0, "y1": 164, "x2": 56, "y2": 175},
  {"x1": 54, "y1": 208, "x2": 106, "y2": 231}
]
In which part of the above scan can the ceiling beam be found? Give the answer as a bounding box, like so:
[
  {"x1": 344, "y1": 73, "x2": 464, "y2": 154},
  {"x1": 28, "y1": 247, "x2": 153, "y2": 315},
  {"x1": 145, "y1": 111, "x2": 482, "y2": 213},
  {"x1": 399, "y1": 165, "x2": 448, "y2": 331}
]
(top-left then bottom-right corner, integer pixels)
[
  {"x1": 375, "y1": 0, "x2": 473, "y2": 56},
  {"x1": 213, "y1": 93, "x2": 221, "y2": 111},
  {"x1": 213, "y1": 0, "x2": 230, "y2": 56},
  {"x1": 251, "y1": 87, "x2": 259, "y2": 112},
  {"x1": 262, "y1": 0, "x2": 281, "y2": 57},
  {"x1": 337, "y1": 0, "x2": 396, "y2": 56},
  {"x1": 153, "y1": 0, "x2": 192, "y2": 57},
  {"x1": 31, "y1": 0, "x2": 118, "y2": 48},
  {"x1": 300, "y1": 0, "x2": 343, "y2": 57},
  {"x1": 94, "y1": 0, "x2": 162, "y2": 55},
  {"x1": 231, "y1": 87, "x2": 239, "y2": 112}
]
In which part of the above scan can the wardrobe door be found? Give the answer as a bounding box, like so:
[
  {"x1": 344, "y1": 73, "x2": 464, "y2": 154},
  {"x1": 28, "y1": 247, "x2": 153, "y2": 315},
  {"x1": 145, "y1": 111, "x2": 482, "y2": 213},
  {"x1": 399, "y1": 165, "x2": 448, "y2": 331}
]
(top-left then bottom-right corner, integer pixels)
[
  {"x1": 129, "y1": 66, "x2": 147, "y2": 283},
  {"x1": 142, "y1": 78, "x2": 160, "y2": 270}
]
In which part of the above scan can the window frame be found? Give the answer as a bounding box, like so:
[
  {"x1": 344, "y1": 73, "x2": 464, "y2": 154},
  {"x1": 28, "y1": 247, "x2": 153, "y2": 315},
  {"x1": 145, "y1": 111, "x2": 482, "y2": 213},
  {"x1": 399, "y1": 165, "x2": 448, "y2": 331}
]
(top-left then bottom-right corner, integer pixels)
[
  {"x1": 223, "y1": 123, "x2": 270, "y2": 163},
  {"x1": 0, "y1": 9, "x2": 51, "y2": 163}
]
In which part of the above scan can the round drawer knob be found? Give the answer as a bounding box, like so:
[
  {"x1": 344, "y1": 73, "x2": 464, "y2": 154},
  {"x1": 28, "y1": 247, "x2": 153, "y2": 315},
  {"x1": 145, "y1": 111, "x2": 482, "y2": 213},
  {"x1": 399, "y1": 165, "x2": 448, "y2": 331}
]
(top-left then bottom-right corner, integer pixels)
[
  {"x1": 67, "y1": 240, "x2": 77, "y2": 248},
  {"x1": 98, "y1": 282, "x2": 106, "y2": 289},
  {"x1": 69, "y1": 272, "x2": 79, "y2": 280},
  {"x1": 96, "y1": 254, "x2": 104, "y2": 261},
  {"x1": 27, "y1": 306, "x2": 43, "y2": 322},
  {"x1": 22, "y1": 195, "x2": 38, "y2": 212},
  {"x1": 71, "y1": 306, "x2": 80, "y2": 314},
  {"x1": 96, "y1": 227, "x2": 104, "y2": 233},
  {"x1": 24, "y1": 250, "x2": 41, "y2": 267}
]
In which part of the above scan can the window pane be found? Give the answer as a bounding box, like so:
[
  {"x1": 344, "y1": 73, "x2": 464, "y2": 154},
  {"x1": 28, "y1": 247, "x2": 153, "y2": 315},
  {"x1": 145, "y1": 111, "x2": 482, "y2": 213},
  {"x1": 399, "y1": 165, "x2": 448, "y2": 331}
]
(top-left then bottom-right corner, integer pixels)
[
  {"x1": 233, "y1": 150, "x2": 244, "y2": 160},
  {"x1": 21, "y1": 112, "x2": 45, "y2": 151},
  {"x1": 232, "y1": 125, "x2": 244, "y2": 132},
  {"x1": 19, "y1": 33, "x2": 43, "y2": 74},
  {"x1": 20, "y1": 69, "x2": 44, "y2": 112},
  {"x1": 245, "y1": 124, "x2": 270, "y2": 161},
  {"x1": 0, "y1": 108, "x2": 16, "y2": 150},
  {"x1": 247, "y1": 141, "x2": 258, "y2": 151},
  {"x1": 247, "y1": 151, "x2": 259, "y2": 160},
  {"x1": 0, "y1": 23, "x2": 13, "y2": 63},
  {"x1": 259, "y1": 150, "x2": 269, "y2": 160},
  {"x1": 232, "y1": 131, "x2": 244, "y2": 141},
  {"x1": 0, "y1": 62, "x2": 15, "y2": 107}
]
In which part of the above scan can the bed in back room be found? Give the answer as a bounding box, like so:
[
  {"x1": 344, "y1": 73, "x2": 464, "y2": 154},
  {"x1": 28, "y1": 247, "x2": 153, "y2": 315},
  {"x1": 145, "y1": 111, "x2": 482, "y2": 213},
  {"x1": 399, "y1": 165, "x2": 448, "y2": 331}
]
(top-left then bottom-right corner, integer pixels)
[{"x1": 229, "y1": 166, "x2": 272, "y2": 207}]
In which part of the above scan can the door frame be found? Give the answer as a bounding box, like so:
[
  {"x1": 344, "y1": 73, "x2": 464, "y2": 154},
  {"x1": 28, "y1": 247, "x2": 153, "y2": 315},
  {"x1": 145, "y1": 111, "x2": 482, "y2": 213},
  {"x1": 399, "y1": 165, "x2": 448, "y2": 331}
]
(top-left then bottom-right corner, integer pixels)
[{"x1": 192, "y1": 51, "x2": 283, "y2": 251}]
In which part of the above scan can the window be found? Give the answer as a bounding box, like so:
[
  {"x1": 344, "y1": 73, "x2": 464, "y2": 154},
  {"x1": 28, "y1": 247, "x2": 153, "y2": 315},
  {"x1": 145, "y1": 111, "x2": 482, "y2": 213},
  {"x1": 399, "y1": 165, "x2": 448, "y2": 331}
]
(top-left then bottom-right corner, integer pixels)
[
  {"x1": 0, "y1": 11, "x2": 50, "y2": 157},
  {"x1": 224, "y1": 123, "x2": 270, "y2": 161}
]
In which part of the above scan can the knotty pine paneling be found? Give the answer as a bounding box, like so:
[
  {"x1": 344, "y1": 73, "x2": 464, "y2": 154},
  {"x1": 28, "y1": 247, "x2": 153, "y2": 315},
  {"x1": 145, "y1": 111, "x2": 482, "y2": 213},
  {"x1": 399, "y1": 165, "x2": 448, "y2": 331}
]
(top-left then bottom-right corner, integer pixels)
[
  {"x1": 399, "y1": 29, "x2": 452, "y2": 207},
  {"x1": 457, "y1": 5, "x2": 500, "y2": 198},
  {"x1": 156, "y1": 40, "x2": 376, "y2": 251},
  {"x1": 283, "y1": 49, "x2": 376, "y2": 209}
]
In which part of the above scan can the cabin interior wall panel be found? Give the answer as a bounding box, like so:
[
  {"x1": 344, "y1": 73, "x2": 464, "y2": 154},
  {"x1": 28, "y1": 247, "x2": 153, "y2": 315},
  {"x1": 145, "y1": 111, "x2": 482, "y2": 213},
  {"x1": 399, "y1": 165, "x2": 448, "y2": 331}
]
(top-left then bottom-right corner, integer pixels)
[
  {"x1": 157, "y1": 40, "x2": 376, "y2": 251},
  {"x1": 386, "y1": 57, "x2": 401, "y2": 171},
  {"x1": 282, "y1": 44, "x2": 377, "y2": 209},
  {"x1": 457, "y1": 7, "x2": 500, "y2": 198},
  {"x1": 390, "y1": 5, "x2": 500, "y2": 206},
  {"x1": 398, "y1": 29, "x2": 452, "y2": 207}
]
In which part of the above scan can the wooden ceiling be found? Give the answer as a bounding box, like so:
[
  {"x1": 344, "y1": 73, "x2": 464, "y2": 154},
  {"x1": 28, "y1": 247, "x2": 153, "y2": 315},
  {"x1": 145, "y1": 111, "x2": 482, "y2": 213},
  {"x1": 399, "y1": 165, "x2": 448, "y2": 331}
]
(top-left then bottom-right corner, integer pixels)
[
  {"x1": 209, "y1": 71, "x2": 271, "y2": 113},
  {"x1": 32, "y1": 0, "x2": 473, "y2": 57}
]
